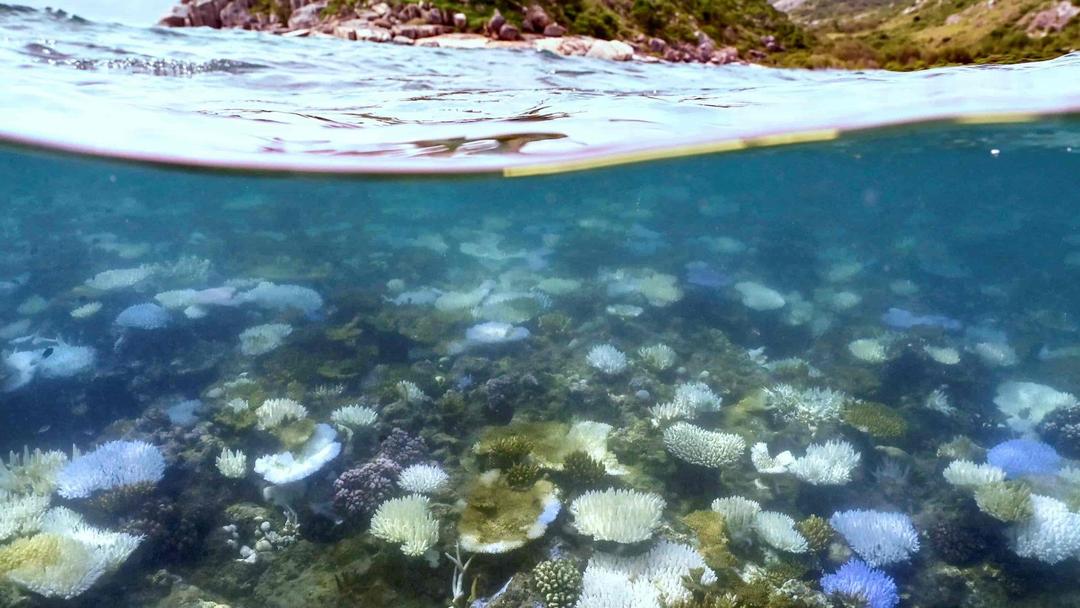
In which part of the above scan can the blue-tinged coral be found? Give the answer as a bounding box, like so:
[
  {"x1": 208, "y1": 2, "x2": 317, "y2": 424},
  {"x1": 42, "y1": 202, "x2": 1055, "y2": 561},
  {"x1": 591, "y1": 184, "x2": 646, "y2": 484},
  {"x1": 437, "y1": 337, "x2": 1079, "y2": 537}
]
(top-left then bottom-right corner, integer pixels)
[
  {"x1": 820, "y1": 559, "x2": 899, "y2": 608},
  {"x1": 56, "y1": 440, "x2": 165, "y2": 499},
  {"x1": 986, "y1": 438, "x2": 1061, "y2": 478},
  {"x1": 829, "y1": 509, "x2": 920, "y2": 566},
  {"x1": 115, "y1": 303, "x2": 171, "y2": 329}
]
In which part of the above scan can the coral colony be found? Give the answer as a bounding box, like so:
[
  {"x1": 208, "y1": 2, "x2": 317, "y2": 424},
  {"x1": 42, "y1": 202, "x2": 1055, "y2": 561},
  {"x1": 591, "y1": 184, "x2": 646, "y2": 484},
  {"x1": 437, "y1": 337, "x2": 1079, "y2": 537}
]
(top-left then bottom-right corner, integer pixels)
[{"x1": 2, "y1": 157, "x2": 1080, "y2": 608}]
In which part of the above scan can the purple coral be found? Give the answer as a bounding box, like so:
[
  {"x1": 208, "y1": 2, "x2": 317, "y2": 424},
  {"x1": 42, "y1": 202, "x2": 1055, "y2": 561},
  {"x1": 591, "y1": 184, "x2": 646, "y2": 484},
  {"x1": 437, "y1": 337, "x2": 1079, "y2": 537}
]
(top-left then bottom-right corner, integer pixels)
[
  {"x1": 333, "y1": 457, "x2": 399, "y2": 520},
  {"x1": 987, "y1": 438, "x2": 1061, "y2": 477},
  {"x1": 821, "y1": 559, "x2": 899, "y2": 608},
  {"x1": 376, "y1": 428, "x2": 428, "y2": 468}
]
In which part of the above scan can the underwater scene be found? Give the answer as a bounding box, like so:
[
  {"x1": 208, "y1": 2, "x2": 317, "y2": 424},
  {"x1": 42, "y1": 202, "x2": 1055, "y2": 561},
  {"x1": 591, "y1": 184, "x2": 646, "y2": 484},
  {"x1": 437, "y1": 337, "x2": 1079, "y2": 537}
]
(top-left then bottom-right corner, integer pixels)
[{"x1": 0, "y1": 118, "x2": 1079, "y2": 608}]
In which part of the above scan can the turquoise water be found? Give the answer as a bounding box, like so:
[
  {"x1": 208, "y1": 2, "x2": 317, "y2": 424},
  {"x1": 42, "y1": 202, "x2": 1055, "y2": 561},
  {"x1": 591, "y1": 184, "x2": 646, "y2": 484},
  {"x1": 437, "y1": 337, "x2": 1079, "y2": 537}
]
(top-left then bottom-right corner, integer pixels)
[{"x1": 4, "y1": 4, "x2": 1080, "y2": 608}]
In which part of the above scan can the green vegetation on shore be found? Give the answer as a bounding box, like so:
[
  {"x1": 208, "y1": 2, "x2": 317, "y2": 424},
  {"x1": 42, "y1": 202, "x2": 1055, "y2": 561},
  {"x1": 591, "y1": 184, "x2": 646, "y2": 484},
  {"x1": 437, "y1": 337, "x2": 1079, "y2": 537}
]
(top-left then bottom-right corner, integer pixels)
[
  {"x1": 774, "y1": 0, "x2": 1080, "y2": 68},
  {"x1": 254, "y1": 0, "x2": 1077, "y2": 69}
]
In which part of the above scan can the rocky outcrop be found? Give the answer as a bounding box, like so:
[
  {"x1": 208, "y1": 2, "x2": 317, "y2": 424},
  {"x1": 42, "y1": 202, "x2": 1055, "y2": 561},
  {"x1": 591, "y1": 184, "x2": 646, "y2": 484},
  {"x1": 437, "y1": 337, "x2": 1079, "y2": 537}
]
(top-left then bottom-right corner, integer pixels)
[{"x1": 156, "y1": 0, "x2": 747, "y2": 65}]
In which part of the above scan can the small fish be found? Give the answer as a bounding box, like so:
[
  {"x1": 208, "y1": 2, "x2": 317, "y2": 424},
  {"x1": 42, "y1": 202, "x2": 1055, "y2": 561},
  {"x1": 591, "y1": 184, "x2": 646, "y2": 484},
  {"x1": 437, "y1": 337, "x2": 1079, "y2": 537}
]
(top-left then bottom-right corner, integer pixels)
[
  {"x1": 41, "y1": 347, "x2": 53, "y2": 359},
  {"x1": 36, "y1": 425, "x2": 50, "y2": 434}
]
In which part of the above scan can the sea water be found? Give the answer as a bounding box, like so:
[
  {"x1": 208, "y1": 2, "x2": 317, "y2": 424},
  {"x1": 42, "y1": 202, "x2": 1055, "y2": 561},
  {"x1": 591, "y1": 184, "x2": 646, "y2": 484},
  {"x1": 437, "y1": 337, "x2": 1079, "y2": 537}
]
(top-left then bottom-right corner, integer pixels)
[{"x1": 3, "y1": 4, "x2": 1080, "y2": 608}]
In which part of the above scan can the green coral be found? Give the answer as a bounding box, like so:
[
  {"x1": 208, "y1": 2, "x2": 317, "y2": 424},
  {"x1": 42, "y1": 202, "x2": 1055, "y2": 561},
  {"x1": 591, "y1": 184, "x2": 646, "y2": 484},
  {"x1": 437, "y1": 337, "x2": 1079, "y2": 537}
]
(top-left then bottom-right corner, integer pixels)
[
  {"x1": 975, "y1": 481, "x2": 1034, "y2": 522},
  {"x1": 483, "y1": 435, "x2": 534, "y2": 469},
  {"x1": 457, "y1": 475, "x2": 559, "y2": 552},
  {"x1": 506, "y1": 462, "x2": 542, "y2": 490},
  {"x1": 560, "y1": 450, "x2": 607, "y2": 489},
  {"x1": 681, "y1": 510, "x2": 735, "y2": 570},
  {"x1": 795, "y1": 515, "x2": 834, "y2": 553},
  {"x1": 532, "y1": 559, "x2": 583, "y2": 608},
  {"x1": 841, "y1": 401, "x2": 908, "y2": 438}
]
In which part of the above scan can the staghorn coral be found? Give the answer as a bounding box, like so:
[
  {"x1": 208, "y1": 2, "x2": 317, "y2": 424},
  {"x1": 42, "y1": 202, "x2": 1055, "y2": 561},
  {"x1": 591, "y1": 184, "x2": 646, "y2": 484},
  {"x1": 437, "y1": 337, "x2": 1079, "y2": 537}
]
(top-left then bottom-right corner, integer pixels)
[{"x1": 586, "y1": 344, "x2": 628, "y2": 375}]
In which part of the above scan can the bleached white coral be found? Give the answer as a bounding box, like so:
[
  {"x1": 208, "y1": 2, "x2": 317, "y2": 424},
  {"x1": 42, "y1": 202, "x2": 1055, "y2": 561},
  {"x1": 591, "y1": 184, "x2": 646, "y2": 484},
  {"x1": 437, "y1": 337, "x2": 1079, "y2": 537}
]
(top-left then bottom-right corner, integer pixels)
[
  {"x1": 239, "y1": 281, "x2": 323, "y2": 314},
  {"x1": 829, "y1": 510, "x2": 920, "y2": 566},
  {"x1": 398, "y1": 464, "x2": 450, "y2": 495},
  {"x1": 6, "y1": 507, "x2": 143, "y2": 599},
  {"x1": 331, "y1": 404, "x2": 377, "y2": 431},
  {"x1": 848, "y1": 339, "x2": 888, "y2": 363},
  {"x1": 0, "y1": 492, "x2": 50, "y2": 541},
  {"x1": 369, "y1": 494, "x2": 439, "y2": 557},
  {"x1": 55, "y1": 441, "x2": 165, "y2": 499},
  {"x1": 663, "y1": 422, "x2": 745, "y2": 468},
  {"x1": 0, "y1": 446, "x2": 69, "y2": 495},
  {"x1": 994, "y1": 381, "x2": 1078, "y2": 436},
  {"x1": 255, "y1": 398, "x2": 308, "y2": 431},
  {"x1": 765, "y1": 384, "x2": 847, "y2": 428},
  {"x1": 216, "y1": 448, "x2": 247, "y2": 479},
  {"x1": 924, "y1": 346, "x2": 960, "y2": 365},
  {"x1": 253, "y1": 424, "x2": 341, "y2": 485},
  {"x1": 734, "y1": 281, "x2": 785, "y2": 310},
  {"x1": 586, "y1": 345, "x2": 628, "y2": 375},
  {"x1": 710, "y1": 496, "x2": 761, "y2": 538},
  {"x1": 570, "y1": 488, "x2": 665, "y2": 544},
  {"x1": 69, "y1": 302, "x2": 102, "y2": 319},
  {"x1": 788, "y1": 440, "x2": 861, "y2": 485},
  {"x1": 753, "y1": 511, "x2": 809, "y2": 553},
  {"x1": 650, "y1": 382, "x2": 723, "y2": 424},
  {"x1": 1011, "y1": 495, "x2": 1080, "y2": 564},
  {"x1": 580, "y1": 541, "x2": 717, "y2": 608},
  {"x1": 397, "y1": 380, "x2": 428, "y2": 404},
  {"x1": 942, "y1": 460, "x2": 1005, "y2": 487},
  {"x1": 750, "y1": 442, "x2": 795, "y2": 474},
  {"x1": 239, "y1": 323, "x2": 293, "y2": 356},
  {"x1": 84, "y1": 265, "x2": 155, "y2": 290},
  {"x1": 923, "y1": 386, "x2": 957, "y2": 416},
  {"x1": 638, "y1": 344, "x2": 676, "y2": 370}
]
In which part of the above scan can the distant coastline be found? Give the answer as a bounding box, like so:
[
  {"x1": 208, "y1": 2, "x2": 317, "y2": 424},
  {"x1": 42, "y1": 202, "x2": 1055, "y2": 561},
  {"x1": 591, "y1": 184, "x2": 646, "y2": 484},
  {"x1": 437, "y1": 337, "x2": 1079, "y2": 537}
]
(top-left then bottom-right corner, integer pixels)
[{"x1": 156, "y1": 0, "x2": 1079, "y2": 70}]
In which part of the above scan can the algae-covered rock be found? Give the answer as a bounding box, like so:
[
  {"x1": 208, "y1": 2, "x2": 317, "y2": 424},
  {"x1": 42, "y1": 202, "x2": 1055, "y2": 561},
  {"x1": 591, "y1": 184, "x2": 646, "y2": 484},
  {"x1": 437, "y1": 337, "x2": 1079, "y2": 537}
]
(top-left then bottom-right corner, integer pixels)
[{"x1": 457, "y1": 471, "x2": 560, "y2": 554}]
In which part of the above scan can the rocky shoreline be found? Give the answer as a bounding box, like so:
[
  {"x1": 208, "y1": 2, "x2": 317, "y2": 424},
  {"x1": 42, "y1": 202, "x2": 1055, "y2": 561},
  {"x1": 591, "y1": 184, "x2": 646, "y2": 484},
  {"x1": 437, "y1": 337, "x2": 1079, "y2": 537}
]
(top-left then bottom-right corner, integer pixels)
[{"x1": 157, "y1": 0, "x2": 750, "y2": 65}]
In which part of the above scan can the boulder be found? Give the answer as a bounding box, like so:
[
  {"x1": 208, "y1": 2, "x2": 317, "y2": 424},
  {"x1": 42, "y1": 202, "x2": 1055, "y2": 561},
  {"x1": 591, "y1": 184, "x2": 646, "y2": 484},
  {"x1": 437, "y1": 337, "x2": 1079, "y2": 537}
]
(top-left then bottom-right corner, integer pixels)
[
  {"x1": 497, "y1": 23, "x2": 521, "y2": 41},
  {"x1": 357, "y1": 26, "x2": 392, "y2": 41},
  {"x1": 711, "y1": 46, "x2": 739, "y2": 64},
  {"x1": 190, "y1": 0, "x2": 226, "y2": 27},
  {"x1": 287, "y1": 1, "x2": 325, "y2": 29},
  {"x1": 391, "y1": 35, "x2": 415, "y2": 44},
  {"x1": 486, "y1": 10, "x2": 505, "y2": 36},
  {"x1": 220, "y1": 0, "x2": 255, "y2": 28},
  {"x1": 585, "y1": 39, "x2": 634, "y2": 61},
  {"x1": 372, "y1": 3, "x2": 390, "y2": 17},
  {"x1": 453, "y1": 12, "x2": 467, "y2": 29},
  {"x1": 157, "y1": 4, "x2": 190, "y2": 26},
  {"x1": 647, "y1": 37, "x2": 666, "y2": 52},
  {"x1": 522, "y1": 4, "x2": 551, "y2": 33},
  {"x1": 543, "y1": 23, "x2": 566, "y2": 37}
]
